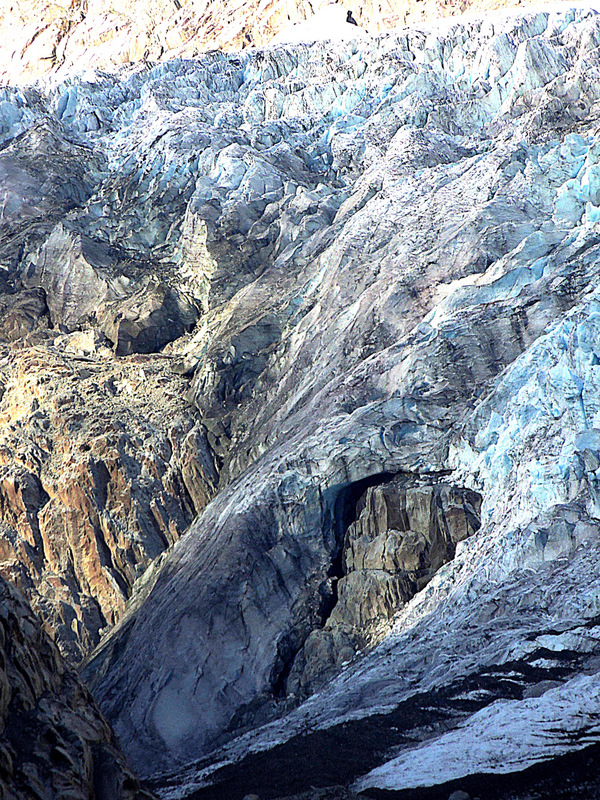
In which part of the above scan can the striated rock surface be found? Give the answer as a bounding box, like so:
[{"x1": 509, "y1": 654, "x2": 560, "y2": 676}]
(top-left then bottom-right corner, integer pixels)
[
  {"x1": 0, "y1": 574, "x2": 153, "y2": 800},
  {"x1": 3, "y1": 4, "x2": 600, "y2": 800},
  {"x1": 0, "y1": 339, "x2": 217, "y2": 664}
]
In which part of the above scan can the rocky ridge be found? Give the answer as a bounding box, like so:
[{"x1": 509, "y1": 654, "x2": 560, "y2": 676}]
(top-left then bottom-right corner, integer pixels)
[{"x1": 2, "y1": 3, "x2": 600, "y2": 800}]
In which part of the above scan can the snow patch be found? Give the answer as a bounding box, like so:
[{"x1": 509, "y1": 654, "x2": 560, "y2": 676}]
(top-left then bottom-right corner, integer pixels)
[
  {"x1": 354, "y1": 672, "x2": 600, "y2": 792},
  {"x1": 269, "y1": 4, "x2": 370, "y2": 45}
]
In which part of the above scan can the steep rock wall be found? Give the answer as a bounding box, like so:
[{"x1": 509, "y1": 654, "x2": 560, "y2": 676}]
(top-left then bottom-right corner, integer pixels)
[
  {"x1": 0, "y1": 342, "x2": 217, "y2": 663},
  {"x1": 0, "y1": 575, "x2": 154, "y2": 800},
  {"x1": 0, "y1": 69, "x2": 221, "y2": 665},
  {"x1": 285, "y1": 476, "x2": 482, "y2": 697}
]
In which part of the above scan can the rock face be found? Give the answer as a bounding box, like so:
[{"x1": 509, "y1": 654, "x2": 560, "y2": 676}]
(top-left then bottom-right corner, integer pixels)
[
  {"x1": 3, "y1": 4, "x2": 600, "y2": 800},
  {"x1": 0, "y1": 574, "x2": 153, "y2": 800},
  {"x1": 0, "y1": 340, "x2": 217, "y2": 664},
  {"x1": 286, "y1": 476, "x2": 482, "y2": 697},
  {"x1": 0, "y1": 0, "x2": 575, "y2": 85},
  {"x1": 0, "y1": 76, "x2": 219, "y2": 667}
]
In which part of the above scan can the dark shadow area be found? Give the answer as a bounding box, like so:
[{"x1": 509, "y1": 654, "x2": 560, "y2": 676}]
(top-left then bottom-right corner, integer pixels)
[
  {"x1": 150, "y1": 639, "x2": 591, "y2": 800},
  {"x1": 330, "y1": 471, "x2": 397, "y2": 593}
]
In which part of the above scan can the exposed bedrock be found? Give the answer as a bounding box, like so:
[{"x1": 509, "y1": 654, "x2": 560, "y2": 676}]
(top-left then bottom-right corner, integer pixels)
[
  {"x1": 0, "y1": 343, "x2": 218, "y2": 664},
  {"x1": 0, "y1": 575, "x2": 154, "y2": 800},
  {"x1": 0, "y1": 288, "x2": 49, "y2": 342},
  {"x1": 285, "y1": 476, "x2": 482, "y2": 698}
]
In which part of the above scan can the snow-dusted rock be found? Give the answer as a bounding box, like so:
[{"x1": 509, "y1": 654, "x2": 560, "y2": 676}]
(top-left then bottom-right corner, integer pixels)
[{"x1": 269, "y1": 4, "x2": 370, "y2": 45}]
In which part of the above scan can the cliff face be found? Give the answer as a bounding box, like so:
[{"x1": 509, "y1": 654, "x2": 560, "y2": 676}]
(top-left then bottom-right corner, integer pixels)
[
  {"x1": 3, "y1": 3, "x2": 600, "y2": 800},
  {"x1": 0, "y1": 575, "x2": 153, "y2": 800},
  {"x1": 0, "y1": 342, "x2": 217, "y2": 663}
]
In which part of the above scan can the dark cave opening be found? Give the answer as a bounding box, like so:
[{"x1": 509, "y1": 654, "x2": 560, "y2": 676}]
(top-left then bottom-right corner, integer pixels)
[
  {"x1": 277, "y1": 470, "x2": 482, "y2": 701},
  {"x1": 329, "y1": 471, "x2": 397, "y2": 602}
]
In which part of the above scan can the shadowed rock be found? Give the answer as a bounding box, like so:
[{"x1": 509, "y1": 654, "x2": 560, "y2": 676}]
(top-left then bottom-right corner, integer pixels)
[{"x1": 0, "y1": 575, "x2": 155, "y2": 800}]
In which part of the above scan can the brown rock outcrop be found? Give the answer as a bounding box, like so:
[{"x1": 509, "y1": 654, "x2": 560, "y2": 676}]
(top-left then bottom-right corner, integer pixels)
[
  {"x1": 286, "y1": 476, "x2": 482, "y2": 695},
  {"x1": 0, "y1": 338, "x2": 217, "y2": 664},
  {"x1": 0, "y1": 574, "x2": 154, "y2": 800}
]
